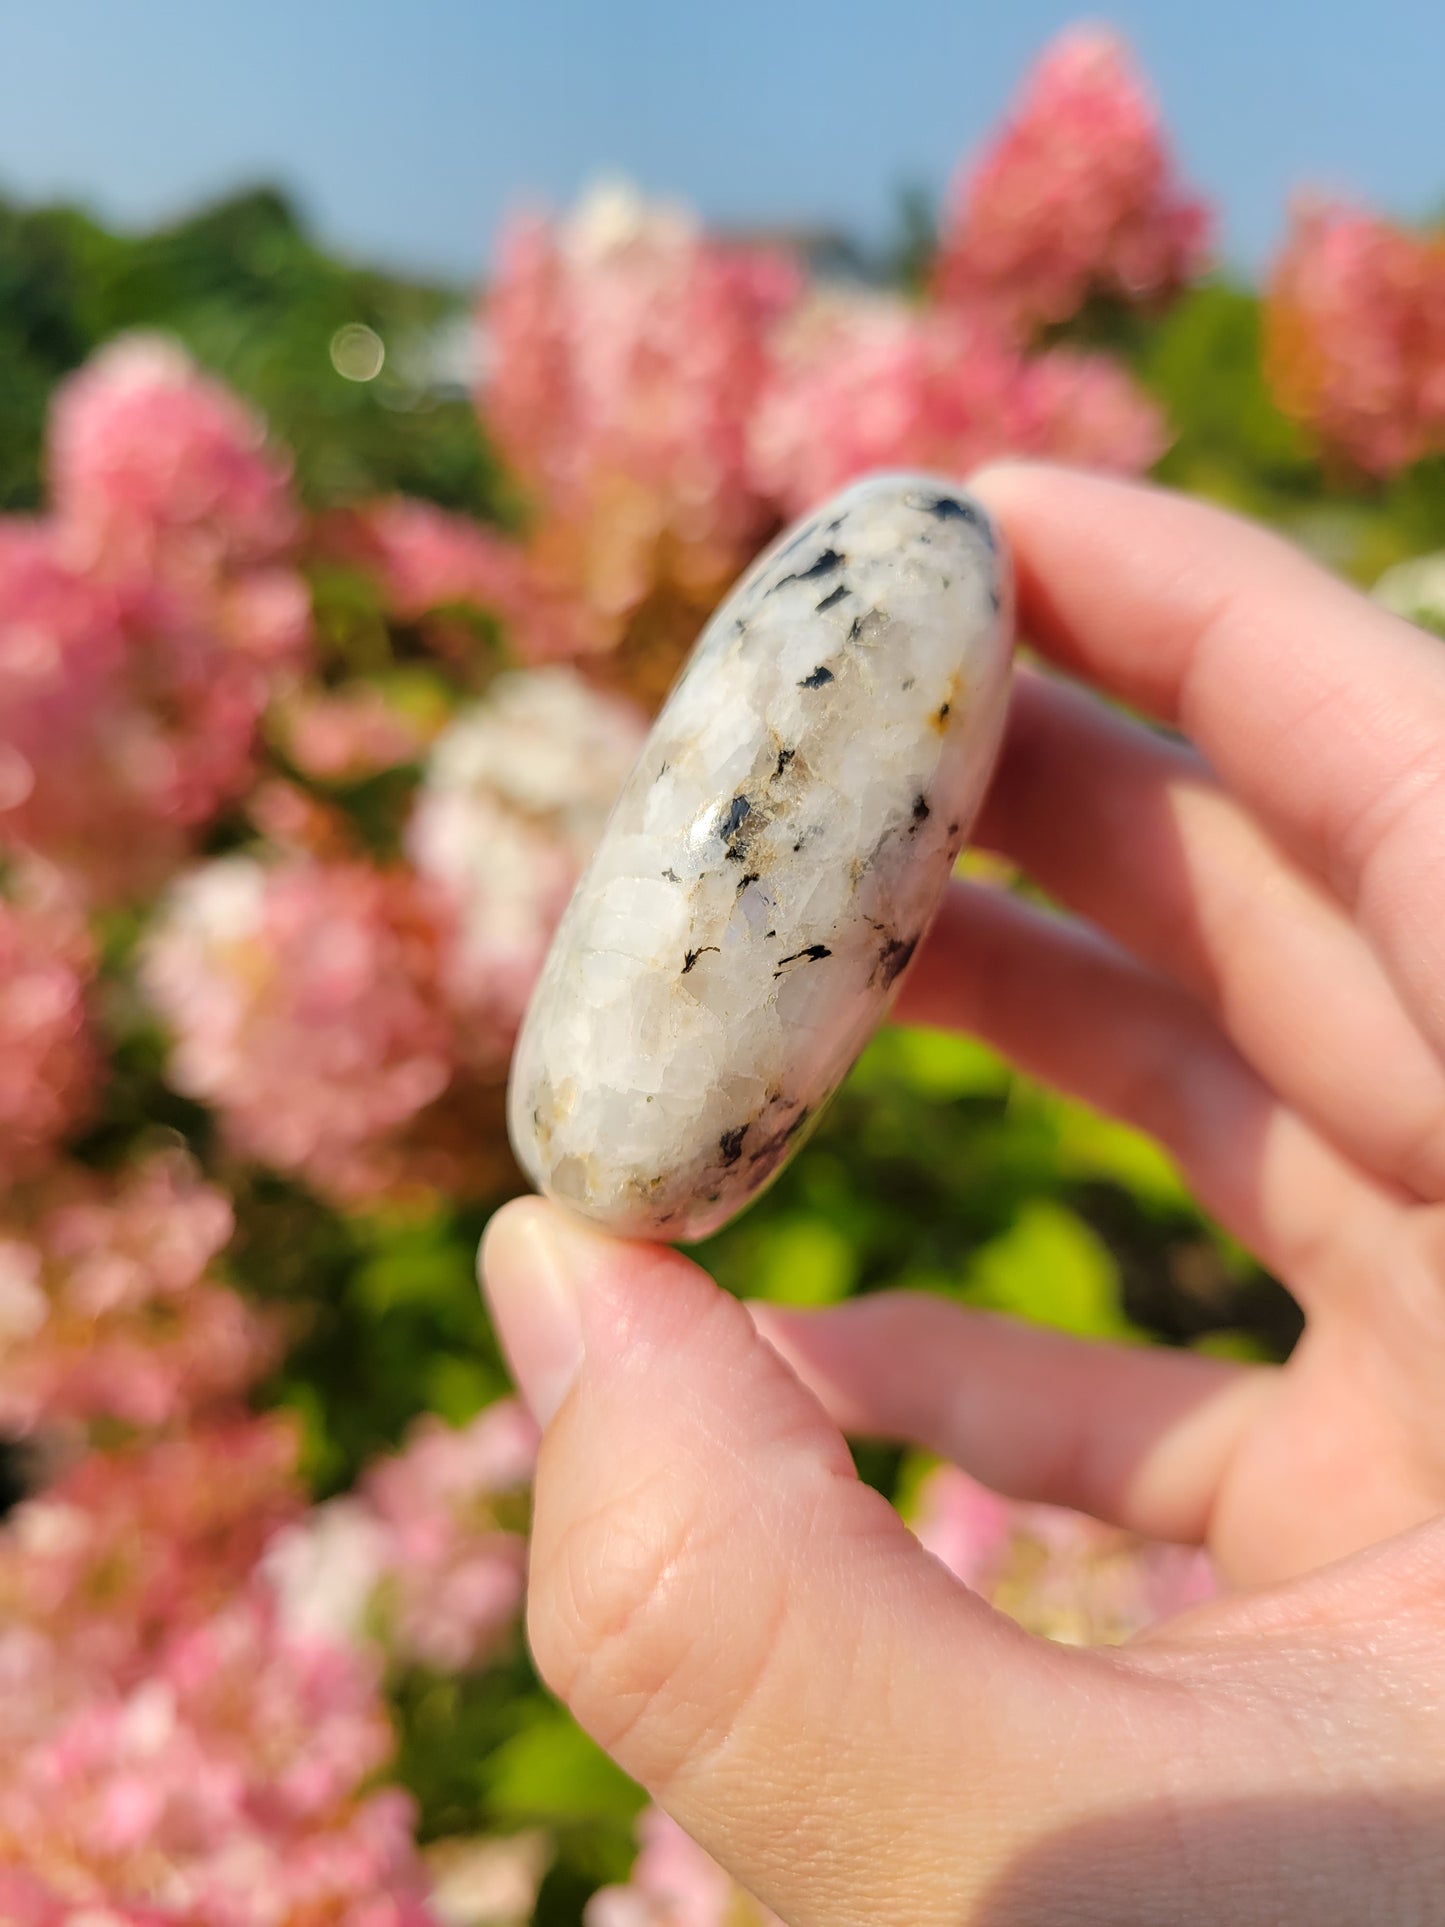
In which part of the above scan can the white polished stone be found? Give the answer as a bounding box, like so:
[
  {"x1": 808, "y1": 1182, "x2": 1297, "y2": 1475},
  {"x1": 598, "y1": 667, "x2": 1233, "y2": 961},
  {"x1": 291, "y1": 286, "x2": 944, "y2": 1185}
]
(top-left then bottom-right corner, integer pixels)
[{"x1": 507, "y1": 472, "x2": 1014, "y2": 1241}]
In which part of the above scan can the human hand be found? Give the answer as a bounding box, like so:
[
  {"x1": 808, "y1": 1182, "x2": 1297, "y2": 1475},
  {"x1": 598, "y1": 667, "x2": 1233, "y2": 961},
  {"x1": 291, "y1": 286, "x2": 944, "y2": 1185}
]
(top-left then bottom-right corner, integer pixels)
[{"x1": 481, "y1": 465, "x2": 1445, "y2": 1925}]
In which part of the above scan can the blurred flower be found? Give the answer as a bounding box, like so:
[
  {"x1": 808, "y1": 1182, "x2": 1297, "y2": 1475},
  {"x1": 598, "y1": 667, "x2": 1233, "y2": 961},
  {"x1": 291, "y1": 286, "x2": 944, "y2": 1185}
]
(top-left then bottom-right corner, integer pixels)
[
  {"x1": 912, "y1": 1464, "x2": 1215, "y2": 1644},
  {"x1": 0, "y1": 343, "x2": 310, "y2": 900},
  {"x1": 278, "y1": 681, "x2": 436, "y2": 784},
  {"x1": 1020, "y1": 344, "x2": 1170, "y2": 474},
  {"x1": 587, "y1": 1808, "x2": 780, "y2": 1927},
  {"x1": 424, "y1": 1831, "x2": 550, "y2": 1927},
  {"x1": 0, "y1": 1592, "x2": 436, "y2": 1927},
  {"x1": 479, "y1": 183, "x2": 801, "y2": 697},
  {"x1": 49, "y1": 334, "x2": 299, "y2": 576},
  {"x1": 0, "y1": 1419, "x2": 301, "y2": 1686},
  {"x1": 409, "y1": 667, "x2": 646, "y2": 1065},
  {"x1": 323, "y1": 496, "x2": 527, "y2": 624},
  {"x1": 936, "y1": 27, "x2": 1211, "y2": 331},
  {"x1": 750, "y1": 295, "x2": 1166, "y2": 517},
  {"x1": 142, "y1": 855, "x2": 458, "y2": 1202},
  {"x1": 363, "y1": 1400, "x2": 535, "y2": 1671},
  {"x1": 0, "y1": 1151, "x2": 271, "y2": 1437},
  {"x1": 0, "y1": 868, "x2": 97, "y2": 1188},
  {"x1": 1265, "y1": 197, "x2": 1445, "y2": 475},
  {"x1": 267, "y1": 1401, "x2": 536, "y2": 1673}
]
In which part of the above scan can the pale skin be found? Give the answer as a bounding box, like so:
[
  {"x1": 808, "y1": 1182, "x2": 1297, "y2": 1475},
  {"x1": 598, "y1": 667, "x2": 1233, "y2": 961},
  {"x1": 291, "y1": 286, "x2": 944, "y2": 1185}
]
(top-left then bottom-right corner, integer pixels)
[{"x1": 481, "y1": 464, "x2": 1445, "y2": 1925}]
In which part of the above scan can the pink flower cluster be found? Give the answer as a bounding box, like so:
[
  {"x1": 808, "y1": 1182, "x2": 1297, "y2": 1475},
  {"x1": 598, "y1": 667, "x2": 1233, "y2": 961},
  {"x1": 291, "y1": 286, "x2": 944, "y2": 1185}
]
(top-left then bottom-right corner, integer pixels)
[
  {"x1": 267, "y1": 1401, "x2": 537, "y2": 1673},
  {"x1": 483, "y1": 184, "x2": 801, "y2": 663},
  {"x1": 750, "y1": 297, "x2": 1167, "y2": 519},
  {"x1": 912, "y1": 1463, "x2": 1215, "y2": 1644},
  {"x1": 1265, "y1": 197, "x2": 1445, "y2": 475},
  {"x1": 464, "y1": 44, "x2": 1193, "y2": 685},
  {"x1": 935, "y1": 27, "x2": 1212, "y2": 331},
  {"x1": 144, "y1": 665, "x2": 642, "y2": 1202},
  {"x1": 0, "y1": 871, "x2": 98, "y2": 1188},
  {"x1": 278, "y1": 682, "x2": 435, "y2": 785},
  {"x1": 0, "y1": 1151, "x2": 271, "y2": 1437},
  {"x1": 0, "y1": 338, "x2": 310, "y2": 901},
  {"x1": 0, "y1": 1594, "x2": 433, "y2": 1927},
  {"x1": 0, "y1": 1208, "x2": 448, "y2": 1923},
  {"x1": 587, "y1": 1808, "x2": 780, "y2": 1927},
  {"x1": 0, "y1": 1419, "x2": 302, "y2": 1681},
  {"x1": 142, "y1": 856, "x2": 456, "y2": 1202}
]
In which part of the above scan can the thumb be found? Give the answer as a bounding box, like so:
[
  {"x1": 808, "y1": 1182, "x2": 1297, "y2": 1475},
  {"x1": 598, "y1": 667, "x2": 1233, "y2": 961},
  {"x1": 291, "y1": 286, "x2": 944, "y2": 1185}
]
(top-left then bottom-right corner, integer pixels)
[{"x1": 480, "y1": 1200, "x2": 1204, "y2": 1926}]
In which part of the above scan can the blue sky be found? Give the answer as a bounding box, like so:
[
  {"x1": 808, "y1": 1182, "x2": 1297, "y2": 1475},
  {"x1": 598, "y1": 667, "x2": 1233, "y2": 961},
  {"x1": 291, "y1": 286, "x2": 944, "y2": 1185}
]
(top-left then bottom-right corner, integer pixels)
[{"x1": 1, "y1": 0, "x2": 1441, "y2": 284}]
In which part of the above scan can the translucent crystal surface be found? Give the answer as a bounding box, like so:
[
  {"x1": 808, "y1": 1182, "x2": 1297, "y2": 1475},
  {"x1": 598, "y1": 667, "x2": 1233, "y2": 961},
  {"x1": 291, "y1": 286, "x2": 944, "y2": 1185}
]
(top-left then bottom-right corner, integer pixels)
[{"x1": 507, "y1": 472, "x2": 1014, "y2": 1240}]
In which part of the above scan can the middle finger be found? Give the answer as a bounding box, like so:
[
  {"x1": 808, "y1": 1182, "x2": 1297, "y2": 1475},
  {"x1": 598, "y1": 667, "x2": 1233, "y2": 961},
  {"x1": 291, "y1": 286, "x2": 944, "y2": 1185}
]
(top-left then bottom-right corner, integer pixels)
[{"x1": 977, "y1": 670, "x2": 1445, "y2": 1201}]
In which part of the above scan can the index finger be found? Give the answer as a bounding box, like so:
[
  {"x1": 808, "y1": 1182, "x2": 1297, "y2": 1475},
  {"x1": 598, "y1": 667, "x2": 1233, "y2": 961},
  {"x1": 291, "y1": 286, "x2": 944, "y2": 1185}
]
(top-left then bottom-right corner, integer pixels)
[{"x1": 971, "y1": 462, "x2": 1445, "y2": 1062}]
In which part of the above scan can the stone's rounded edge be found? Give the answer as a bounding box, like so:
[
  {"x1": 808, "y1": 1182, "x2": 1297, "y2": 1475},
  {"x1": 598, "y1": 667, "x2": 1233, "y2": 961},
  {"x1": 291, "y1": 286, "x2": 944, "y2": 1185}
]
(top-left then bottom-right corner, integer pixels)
[{"x1": 503, "y1": 471, "x2": 1015, "y2": 1247}]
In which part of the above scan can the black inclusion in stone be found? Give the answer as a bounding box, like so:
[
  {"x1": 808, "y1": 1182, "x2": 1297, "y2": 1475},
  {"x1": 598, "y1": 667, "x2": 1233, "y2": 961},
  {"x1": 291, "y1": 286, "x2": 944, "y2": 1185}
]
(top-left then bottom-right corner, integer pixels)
[
  {"x1": 719, "y1": 793, "x2": 752, "y2": 860},
  {"x1": 718, "y1": 1124, "x2": 748, "y2": 1166},
  {"x1": 777, "y1": 547, "x2": 843, "y2": 589},
  {"x1": 720, "y1": 793, "x2": 751, "y2": 839},
  {"x1": 877, "y1": 934, "x2": 919, "y2": 988},
  {"x1": 748, "y1": 1105, "x2": 812, "y2": 1169},
  {"x1": 917, "y1": 491, "x2": 986, "y2": 533},
  {"x1": 798, "y1": 664, "x2": 834, "y2": 689},
  {"x1": 774, "y1": 745, "x2": 795, "y2": 779},
  {"x1": 815, "y1": 582, "x2": 849, "y2": 614},
  {"x1": 681, "y1": 945, "x2": 719, "y2": 975},
  {"x1": 737, "y1": 870, "x2": 760, "y2": 893},
  {"x1": 912, "y1": 794, "x2": 931, "y2": 822},
  {"x1": 774, "y1": 943, "x2": 832, "y2": 977}
]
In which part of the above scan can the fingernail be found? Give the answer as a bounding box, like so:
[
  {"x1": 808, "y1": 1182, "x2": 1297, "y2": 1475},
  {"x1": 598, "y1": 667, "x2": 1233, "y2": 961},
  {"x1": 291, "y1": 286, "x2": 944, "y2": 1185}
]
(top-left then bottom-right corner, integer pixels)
[{"x1": 480, "y1": 1200, "x2": 590, "y2": 1426}]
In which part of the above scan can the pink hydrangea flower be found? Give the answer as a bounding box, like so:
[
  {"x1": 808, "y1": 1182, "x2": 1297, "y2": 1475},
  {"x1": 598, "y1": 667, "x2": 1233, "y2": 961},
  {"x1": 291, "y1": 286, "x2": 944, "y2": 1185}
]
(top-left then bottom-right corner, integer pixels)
[
  {"x1": 266, "y1": 1400, "x2": 536, "y2": 1673},
  {"x1": 750, "y1": 296, "x2": 1166, "y2": 518},
  {"x1": 278, "y1": 682, "x2": 435, "y2": 784},
  {"x1": 0, "y1": 1420, "x2": 302, "y2": 1686},
  {"x1": 142, "y1": 855, "x2": 458, "y2": 1202},
  {"x1": 1265, "y1": 197, "x2": 1445, "y2": 475},
  {"x1": 408, "y1": 668, "x2": 646, "y2": 1065},
  {"x1": 587, "y1": 1808, "x2": 781, "y2": 1927},
  {"x1": 0, "y1": 1594, "x2": 436, "y2": 1926},
  {"x1": 936, "y1": 28, "x2": 1212, "y2": 331},
  {"x1": 0, "y1": 869, "x2": 97, "y2": 1187},
  {"x1": 423, "y1": 1832, "x2": 550, "y2": 1927},
  {"x1": 49, "y1": 334, "x2": 299, "y2": 576},
  {"x1": 479, "y1": 184, "x2": 800, "y2": 672},
  {"x1": 912, "y1": 1464, "x2": 1215, "y2": 1644},
  {"x1": 362, "y1": 1401, "x2": 536, "y2": 1672},
  {"x1": 324, "y1": 496, "x2": 530, "y2": 622},
  {"x1": 0, "y1": 1151, "x2": 271, "y2": 1436},
  {"x1": 0, "y1": 344, "x2": 311, "y2": 900}
]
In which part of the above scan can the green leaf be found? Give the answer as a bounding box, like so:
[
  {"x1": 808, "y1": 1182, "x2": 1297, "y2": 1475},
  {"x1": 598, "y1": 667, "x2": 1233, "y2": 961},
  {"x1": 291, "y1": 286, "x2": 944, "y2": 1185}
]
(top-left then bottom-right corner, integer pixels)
[
  {"x1": 750, "y1": 1216, "x2": 858, "y2": 1306},
  {"x1": 887, "y1": 1026, "x2": 1012, "y2": 1100},
  {"x1": 1049, "y1": 1101, "x2": 1193, "y2": 1213},
  {"x1": 486, "y1": 1709, "x2": 646, "y2": 1830},
  {"x1": 965, "y1": 1201, "x2": 1139, "y2": 1341}
]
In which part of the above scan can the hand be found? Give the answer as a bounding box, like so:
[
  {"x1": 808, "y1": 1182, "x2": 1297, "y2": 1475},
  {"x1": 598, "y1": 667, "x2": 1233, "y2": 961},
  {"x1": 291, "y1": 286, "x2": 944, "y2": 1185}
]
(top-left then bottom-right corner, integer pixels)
[{"x1": 481, "y1": 465, "x2": 1445, "y2": 1925}]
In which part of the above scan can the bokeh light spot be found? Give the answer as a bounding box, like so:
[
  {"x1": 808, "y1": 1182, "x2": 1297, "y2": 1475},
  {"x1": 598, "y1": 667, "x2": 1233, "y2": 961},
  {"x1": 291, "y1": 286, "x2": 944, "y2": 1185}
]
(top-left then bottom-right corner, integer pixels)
[{"x1": 330, "y1": 323, "x2": 385, "y2": 382}]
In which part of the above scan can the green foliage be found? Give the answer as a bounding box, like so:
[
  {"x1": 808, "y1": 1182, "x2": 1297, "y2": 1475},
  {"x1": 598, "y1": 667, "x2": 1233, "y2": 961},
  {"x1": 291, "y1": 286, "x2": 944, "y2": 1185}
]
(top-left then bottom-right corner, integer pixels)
[{"x1": 0, "y1": 183, "x2": 508, "y2": 515}]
